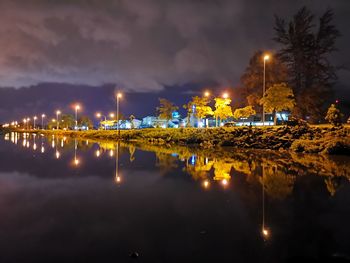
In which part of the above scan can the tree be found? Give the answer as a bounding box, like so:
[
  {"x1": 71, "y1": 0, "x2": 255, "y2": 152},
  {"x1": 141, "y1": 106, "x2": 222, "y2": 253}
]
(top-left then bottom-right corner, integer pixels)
[
  {"x1": 233, "y1": 106, "x2": 256, "y2": 125},
  {"x1": 214, "y1": 97, "x2": 233, "y2": 126},
  {"x1": 78, "y1": 115, "x2": 93, "y2": 129},
  {"x1": 260, "y1": 83, "x2": 295, "y2": 125},
  {"x1": 240, "y1": 50, "x2": 288, "y2": 109},
  {"x1": 325, "y1": 104, "x2": 343, "y2": 126},
  {"x1": 274, "y1": 7, "x2": 340, "y2": 122},
  {"x1": 157, "y1": 98, "x2": 178, "y2": 127},
  {"x1": 60, "y1": 114, "x2": 75, "y2": 129},
  {"x1": 129, "y1": 115, "x2": 135, "y2": 129},
  {"x1": 183, "y1": 96, "x2": 213, "y2": 127}
]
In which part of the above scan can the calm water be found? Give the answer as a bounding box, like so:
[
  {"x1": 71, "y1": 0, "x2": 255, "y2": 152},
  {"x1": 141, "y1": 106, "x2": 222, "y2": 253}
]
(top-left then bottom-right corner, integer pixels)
[{"x1": 1, "y1": 132, "x2": 350, "y2": 263}]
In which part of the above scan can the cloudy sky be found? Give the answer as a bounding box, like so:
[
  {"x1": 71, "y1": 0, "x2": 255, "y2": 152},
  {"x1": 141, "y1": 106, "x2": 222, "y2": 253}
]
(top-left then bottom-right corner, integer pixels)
[{"x1": 0, "y1": 0, "x2": 349, "y2": 120}]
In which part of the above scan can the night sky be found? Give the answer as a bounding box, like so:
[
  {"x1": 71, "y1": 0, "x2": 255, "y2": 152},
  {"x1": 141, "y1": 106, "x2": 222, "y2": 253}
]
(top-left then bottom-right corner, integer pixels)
[{"x1": 0, "y1": 0, "x2": 349, "y2": 122}]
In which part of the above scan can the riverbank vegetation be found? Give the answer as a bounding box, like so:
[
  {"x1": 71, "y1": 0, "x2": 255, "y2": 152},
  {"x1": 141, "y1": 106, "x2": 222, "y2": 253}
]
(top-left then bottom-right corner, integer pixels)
[{"x1": 15, "y1": 124, "x2": 350, "y2": 155}]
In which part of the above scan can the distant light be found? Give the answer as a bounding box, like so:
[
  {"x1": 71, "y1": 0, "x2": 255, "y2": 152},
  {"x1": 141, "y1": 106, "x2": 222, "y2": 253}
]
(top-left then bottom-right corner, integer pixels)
[
  {"x1": 264, "y1": 54, "x2": 270, "y2": 61},
  {"x1": 203, "y1": 180, "x2": 210, "y2": 189},
  {"x1": 41, "y1": 145, "x2": 45, "y2": 153},
  {"x1": 109, "y1": 150, "x2": 114, "y2": 157},
  {"x1": 262, "y1": 228, "x2": 270, "y2": 238},
  {"x1": 117, "y1": 92, "x2": 123, "y2": 98},
  {"x1": 335, "y1": 99, "x2": 339, "y2": 104},
  {"x1": 74, "y1": 158, "x2": 80, "y2": 166},
  {"x1": 204, "y1": 91, "x2": 210, "y2": 97},
  {"x1": 95, "y1": 149, "x2": 101, "y2": 157},
  {"x1": 222, "y1": 179, "x2": 228, "y2": 186},
  {"x1": 55, "y1": 150, "x2": 60, "y2": 159},
  {"x1": 110, "y1": 113, "x2": 115, "y2": 118},
  {"x1": 222, "y1": 93, "x2": 229, "y2": 99}
]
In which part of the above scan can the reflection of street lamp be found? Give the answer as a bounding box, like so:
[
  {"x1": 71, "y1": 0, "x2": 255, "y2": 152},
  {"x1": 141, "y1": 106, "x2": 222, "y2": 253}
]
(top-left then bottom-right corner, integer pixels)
[
  {"x1": 203, "y1": 180, "x2": 210, "y2": 189},
  {"x1": 261, "y1": 165, "x2": 270, "y2": 240},
  {"x1": 73, "y1": 139, "x2": 80, "y2": 166},
  {"x1": 56, "y1": 110, "x2": 61, "y2": 129},
  {"x1": 115, "y1": 142, "x2": 121, "y2": 184},
  {"x1": 41, "y1": 114, "x2": 46, "y2": 129},
  {"x1": 263, "y1": 54, "x2": 270, "y2": 126}
]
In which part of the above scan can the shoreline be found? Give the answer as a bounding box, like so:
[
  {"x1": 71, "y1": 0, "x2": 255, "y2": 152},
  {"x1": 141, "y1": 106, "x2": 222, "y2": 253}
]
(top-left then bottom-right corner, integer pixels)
[{"x1": 3, "y1": 125, "x2": 349, "y2": 155}]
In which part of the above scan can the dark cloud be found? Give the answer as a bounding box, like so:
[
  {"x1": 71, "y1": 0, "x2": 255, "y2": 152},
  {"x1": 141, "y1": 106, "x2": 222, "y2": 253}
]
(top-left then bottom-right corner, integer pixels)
[{"x1": 0, "y1": 0, "x2": 348, "y2": 92}]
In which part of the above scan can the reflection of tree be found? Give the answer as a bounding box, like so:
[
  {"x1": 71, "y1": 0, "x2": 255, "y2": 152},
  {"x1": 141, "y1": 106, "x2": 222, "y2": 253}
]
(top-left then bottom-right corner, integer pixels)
[
  {"x1": 155, "y1": 152, "x2": 178, "y2": 175},
  {"x1": 260, "y1": 167, "x2": 295, "y2": 200},
  {"x1": 213, "y1": 160, "x2": 232, "y2": 181},
  {"x1": 129, "y1": 145, "x2": 136, "y2": 162},
  {"x1": 324, "y1": 177, "x2": 343, "y2": 196},
  {"x1": 184, "y1": 157, "x2": 213, "y2": 180}
]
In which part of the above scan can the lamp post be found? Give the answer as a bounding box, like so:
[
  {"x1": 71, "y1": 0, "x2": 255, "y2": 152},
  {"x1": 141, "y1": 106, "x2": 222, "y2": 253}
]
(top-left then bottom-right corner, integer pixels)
[
  {"x1": 116, "y1": 92, "x2": 122, "y2": 136},
  {"x1": 75, "y1": 105, "x2": 80, "y2": 130},
  {"x1": 56, "y1": 110, "x2": 61, "y2": 129},
  {"x1": 41, "y1": 114, "x2": 46, "y2": 129},
  {"x1": 33, "y1": 116, "x2": 37, "y2": 130},
  {"x1": 26, "y1": 118, "x2": 30, "y2": 130},
  {"x1": 263, "y1": 54, "x2": 270, "y2": 126}
]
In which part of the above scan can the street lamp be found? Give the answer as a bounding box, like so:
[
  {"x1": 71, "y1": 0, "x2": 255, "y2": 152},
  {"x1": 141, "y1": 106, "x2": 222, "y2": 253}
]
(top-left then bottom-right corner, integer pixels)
[
  {"x1": 26, "y1": 118, "x2": 30, "y2": 130},
  {"x1": 56, "y1": 110, "x2": 61, "y2": 129},
  {"x1": 204, "y1": 91, "x2": 210, "y2": 97},
  {"x1": 33, "y1": 116, "x2": 37, "y2": 129},
  {"x1": 116, "y1": 92, "x2": 123, "y2": 136},
  {"x1": 263, "y1": 54, "x2": 270, "y2": 126},
  {"x1": 222, "y1": 92, "x2": 229, "y2": 99},
  {"x1": 41, "y1": 114, "x2": 46, "y2": 129},
  {"x1": 74, "y1": 104, "x2": 80, "y2": 129}
]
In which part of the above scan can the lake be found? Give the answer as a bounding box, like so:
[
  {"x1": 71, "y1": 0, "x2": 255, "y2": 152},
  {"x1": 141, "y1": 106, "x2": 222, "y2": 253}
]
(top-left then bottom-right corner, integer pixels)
[{"x1": 1, "y1": 132, "x2": 350, "y2": 262}]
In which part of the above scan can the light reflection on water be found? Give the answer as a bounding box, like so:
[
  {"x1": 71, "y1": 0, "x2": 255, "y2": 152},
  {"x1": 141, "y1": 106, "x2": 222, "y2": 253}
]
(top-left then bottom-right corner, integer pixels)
[
  {"x1": 0, "y1": 132, "x2": 350, "y2": 262},
  {"x1": 3, "y1": 132, "x2": 350, "y2": 195}
]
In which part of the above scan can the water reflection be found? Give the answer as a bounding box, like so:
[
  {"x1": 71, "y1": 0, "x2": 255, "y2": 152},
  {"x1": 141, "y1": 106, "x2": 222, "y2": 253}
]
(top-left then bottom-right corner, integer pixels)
[
  {"x1": 3, "y1": 132, "x2": 350, "y2": 198},
  {"x1": 1, "y1": 132, "x2": 350, "y2": 261}
]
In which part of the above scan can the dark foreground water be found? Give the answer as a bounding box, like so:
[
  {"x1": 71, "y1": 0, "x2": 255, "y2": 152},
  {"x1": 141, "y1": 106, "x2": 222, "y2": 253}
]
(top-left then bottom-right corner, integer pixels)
[{"x1": 1, "y1": 132, "x2": 350, "y2": 263}]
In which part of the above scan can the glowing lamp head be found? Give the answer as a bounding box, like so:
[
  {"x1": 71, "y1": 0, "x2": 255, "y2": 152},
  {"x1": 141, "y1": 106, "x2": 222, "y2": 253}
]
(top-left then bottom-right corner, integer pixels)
[
  {"x1": 34, "y1": 116, "x2": 37, "y2": 120},
  {"x1": 75, "y1": 105, "x2": 80, "y2": 110},
  {"x1": 117, "y1": 92, "x2": 122, "y2": 99},
  {"x1": 263, "y1": 54, "x2": 270, "y2": 61},
  {"x1": 56, "y1": 110, "x2": 61, "y2": 115},
  {"x1": 222, "y1": 93, "x2": 229, "y2": 99},
  {"x1": 204, "y1": 91, "x2": 210, "y2": 97},
  {"x1": 222, "y1": 179, "x2": 228, "y2": 186},
  {"x1": 109, "y1": 113, "x2": 115, "y2": 118},
  {"x1": 96, "y1": 113, "x2": 101, "y2": 118},
  {"x1": 41, "y1": 114, "x2": 46, "y2": 118}
]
